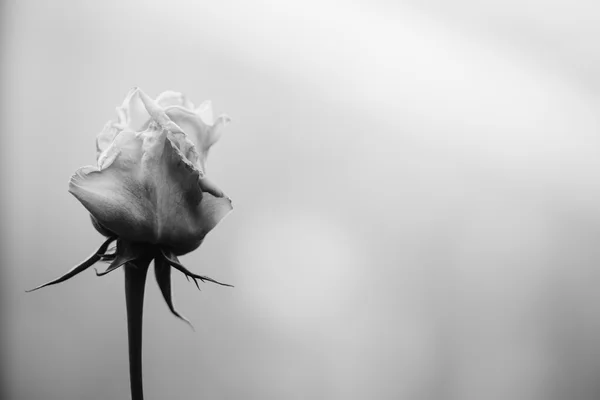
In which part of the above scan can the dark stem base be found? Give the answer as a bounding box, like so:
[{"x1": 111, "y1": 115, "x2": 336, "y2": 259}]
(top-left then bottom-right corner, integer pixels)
[{"x1": 124, "y1": 260, "x2": 150, "y2": 400}]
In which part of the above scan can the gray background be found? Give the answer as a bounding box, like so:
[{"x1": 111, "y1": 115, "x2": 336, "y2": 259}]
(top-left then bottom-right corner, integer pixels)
[{"x1": 2, "y1": 0, "x2": 600, "y2": 399}]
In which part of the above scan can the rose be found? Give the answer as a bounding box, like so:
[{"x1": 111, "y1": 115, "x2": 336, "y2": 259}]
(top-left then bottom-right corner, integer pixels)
[
  {"x1": 29, "y1": 87, "x2": 233, "y2": 291},
  {"x1": 30, "y1": 86, "x2": 233, "y2": 293},
  {"x1": 75, "y1": 87, "x2": 232, "y2": 255},
  {"x1": 28, "y1": 88, "x2": 234, "y2": 400},
  {"x1": 29, "y1": 86, "x2": 234, "y2": 304}
]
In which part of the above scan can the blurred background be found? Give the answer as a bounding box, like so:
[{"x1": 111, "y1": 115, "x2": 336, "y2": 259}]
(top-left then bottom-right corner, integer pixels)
[{"x1": 1, "y1": 0, "x2": 600, "y2": 399}]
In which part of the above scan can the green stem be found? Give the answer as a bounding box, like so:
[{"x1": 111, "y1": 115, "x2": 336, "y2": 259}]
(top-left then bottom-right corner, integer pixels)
[{"x1": 124, "y1": 260, "x2": 150, "y2": 400}]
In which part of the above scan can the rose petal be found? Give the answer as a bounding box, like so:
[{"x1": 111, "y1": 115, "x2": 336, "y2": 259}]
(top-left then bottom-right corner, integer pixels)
[
  {"x1": 130, "y1": 89, "x2": 202, "y2": 170},
  {"x1": 69, "y1": 125, "x2": 232, "y2": 255},
  {"x1": 195, "y1": 192, "x2": 233, "y2": 241},
  {"x1": 164, "y1": 106, "x2": 229, "y2": 171},
  {"x1": 195, "y1": 100, "x2": 214, "y2": 125},
  {"x1": 199, "y1": 176, "x2": 225, "y2": 198},
  {"x1": 96, "y1": 121, "x2": 121, "y2": 160},
  {"x1": 137, "y1": 89, "x2": 185, "y2": 135},
  {"x1": 209, "y1": 114, "x2": 231, "y2": 148},
  {"x1": 117, "y1": 88, "x2": 152, "y2": 131},
  {"x1": 165, "y1": 106, "x2": 208, "y2": 138},
  {"x1": 96, "y1": 88, "x2": 153, "y2": 158},
  {"x1": 155, "y1": 90, "x2": 195, "y2": 109}
]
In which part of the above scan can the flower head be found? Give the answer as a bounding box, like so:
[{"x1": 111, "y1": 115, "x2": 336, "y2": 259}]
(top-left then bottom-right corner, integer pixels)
[
  {"x1": 28, "y1": 88, "x2": 233, "y2": 325},
  {"x1": 73, "y1": 87, "x2": 232, "y2": 255}
]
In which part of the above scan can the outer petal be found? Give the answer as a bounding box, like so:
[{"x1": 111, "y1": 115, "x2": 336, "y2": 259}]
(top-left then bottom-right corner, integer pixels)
[{"x1": 69, "y1": 125, "x2": 232, "y2": 255}]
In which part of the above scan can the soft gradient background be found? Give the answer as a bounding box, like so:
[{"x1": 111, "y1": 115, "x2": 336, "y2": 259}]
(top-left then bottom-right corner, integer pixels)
[{"x1": 2, "y1": 1, "x2": 600, "y2": 399}]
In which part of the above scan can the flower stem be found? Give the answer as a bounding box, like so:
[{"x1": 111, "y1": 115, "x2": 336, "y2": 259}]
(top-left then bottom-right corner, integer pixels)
[{"x1": 124, "y1": 260, "x2": 150, "y2": 400}]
